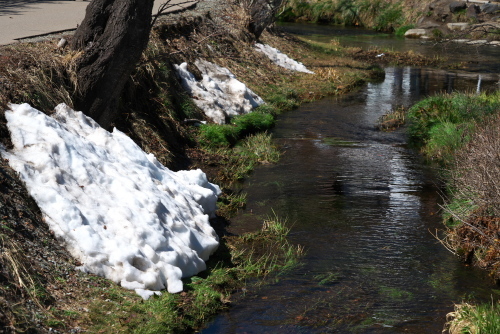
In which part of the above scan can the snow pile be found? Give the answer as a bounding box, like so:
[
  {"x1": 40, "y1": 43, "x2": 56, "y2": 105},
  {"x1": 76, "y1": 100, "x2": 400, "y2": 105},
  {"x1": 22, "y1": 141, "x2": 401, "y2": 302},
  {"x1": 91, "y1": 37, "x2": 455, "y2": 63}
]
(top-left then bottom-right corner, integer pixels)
[
  {"x1": 255, "y1": 43, "x2": 314, "y2": 74},
  {"x1": 175, "y1": 59, "x2": 265, "y2": 124},
  {"x1": 0, "y1": 103, "x2": 220, "y2": 299}
]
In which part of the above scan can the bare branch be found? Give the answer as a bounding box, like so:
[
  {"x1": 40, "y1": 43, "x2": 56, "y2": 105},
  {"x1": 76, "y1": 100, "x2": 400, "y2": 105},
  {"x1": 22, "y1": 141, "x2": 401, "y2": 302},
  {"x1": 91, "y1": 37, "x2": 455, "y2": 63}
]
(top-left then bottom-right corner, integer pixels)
[
  {"x1": 151, "y1": 0, "x2": 198, "y2": 27},
  {"x1": 169, "y1": 32, "x2": 221, "y2": 55}
]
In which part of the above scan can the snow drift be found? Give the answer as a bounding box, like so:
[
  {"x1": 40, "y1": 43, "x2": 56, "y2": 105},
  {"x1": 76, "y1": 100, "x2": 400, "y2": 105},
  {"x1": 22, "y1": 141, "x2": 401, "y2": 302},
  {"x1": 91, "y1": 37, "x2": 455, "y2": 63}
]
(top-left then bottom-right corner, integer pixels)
[
  {"x1": 255, "y1": 43, "x2": 314, "y2": 74},
  {"x1": 0, "y1": 103, "x2": 220, "y2": 299},
  {"x1": 175, "y1": 59, "x2": 265, "y2": 124}
]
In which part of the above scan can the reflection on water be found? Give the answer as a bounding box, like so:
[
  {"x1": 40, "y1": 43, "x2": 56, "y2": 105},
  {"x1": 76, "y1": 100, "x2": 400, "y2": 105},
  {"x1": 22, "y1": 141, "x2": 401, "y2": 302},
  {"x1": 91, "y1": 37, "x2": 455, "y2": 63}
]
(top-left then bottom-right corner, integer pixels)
[{"x1": 202, "y1": 28, "x2": 499, "y2": 333}]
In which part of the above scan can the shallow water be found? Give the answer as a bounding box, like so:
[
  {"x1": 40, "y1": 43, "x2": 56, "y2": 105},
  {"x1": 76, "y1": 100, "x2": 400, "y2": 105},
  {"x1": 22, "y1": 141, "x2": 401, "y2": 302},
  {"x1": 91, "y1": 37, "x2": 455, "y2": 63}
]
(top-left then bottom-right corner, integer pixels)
[
  {"x1": 202, "y1": 25, "x2": 500, "y2": 333},
  {"x1": 279, "y1": 22, "x2": 500, "y2": 75}
]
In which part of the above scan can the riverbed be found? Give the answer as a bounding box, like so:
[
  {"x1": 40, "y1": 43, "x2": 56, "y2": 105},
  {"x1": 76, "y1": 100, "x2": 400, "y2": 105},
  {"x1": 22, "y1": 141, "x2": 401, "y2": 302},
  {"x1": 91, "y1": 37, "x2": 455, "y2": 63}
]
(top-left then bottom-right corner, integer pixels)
[{"x1": 202, "y1": 24, "x2": 500, "y2": 333}]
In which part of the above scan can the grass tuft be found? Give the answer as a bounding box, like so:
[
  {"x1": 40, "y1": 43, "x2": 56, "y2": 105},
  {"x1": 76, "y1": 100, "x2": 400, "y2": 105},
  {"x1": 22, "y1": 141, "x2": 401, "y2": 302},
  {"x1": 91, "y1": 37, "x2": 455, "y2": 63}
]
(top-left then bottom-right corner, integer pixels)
[
  {"x1": 377, "y1": 105, "x2": 407, "y2": 131},
  {"x1": 445, "y1": 302, "x2": 500, "y2": 334},
  {"x1": 407, "y1": 92, "x2": 500, "y2": 164}
]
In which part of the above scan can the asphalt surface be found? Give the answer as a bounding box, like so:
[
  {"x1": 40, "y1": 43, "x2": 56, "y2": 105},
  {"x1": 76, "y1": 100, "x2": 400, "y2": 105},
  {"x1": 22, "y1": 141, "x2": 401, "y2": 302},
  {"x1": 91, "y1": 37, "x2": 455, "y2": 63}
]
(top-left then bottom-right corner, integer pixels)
[{"x1": 0, "y1": 0, "x2": 197, "y2": 45}]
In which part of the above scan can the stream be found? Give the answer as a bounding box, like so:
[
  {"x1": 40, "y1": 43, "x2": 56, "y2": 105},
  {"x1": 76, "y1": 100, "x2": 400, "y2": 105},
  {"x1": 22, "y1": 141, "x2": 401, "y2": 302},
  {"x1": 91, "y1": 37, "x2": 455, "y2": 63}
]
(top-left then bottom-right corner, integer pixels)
[{"x1": 202, "y1": 24, "x2": 500, "y2": 333}]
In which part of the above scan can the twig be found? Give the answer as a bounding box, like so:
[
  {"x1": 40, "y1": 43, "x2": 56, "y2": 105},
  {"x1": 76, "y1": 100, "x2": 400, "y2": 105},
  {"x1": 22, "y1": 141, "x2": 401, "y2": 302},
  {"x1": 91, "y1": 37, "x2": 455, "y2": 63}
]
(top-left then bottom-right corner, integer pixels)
[
  {"x1": 429, "y1": 228, "x2": 458, "y2": 255},
  {"x1": 440, "y1": 203, "x2": 496, "y2": 245},
  {"x1": 151, "y1": 0, "x2": 199, "y2": 27},
  {"x1": 169, "y1": 32, "x2": 221, "y2": 55}
]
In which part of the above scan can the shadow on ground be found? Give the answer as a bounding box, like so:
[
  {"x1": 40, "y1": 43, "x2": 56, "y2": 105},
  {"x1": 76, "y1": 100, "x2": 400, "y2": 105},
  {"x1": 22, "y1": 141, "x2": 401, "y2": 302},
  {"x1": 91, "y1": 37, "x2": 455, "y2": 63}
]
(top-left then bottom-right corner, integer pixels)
[{"x1": 0, "y1": 0, "x2": 76, "y2": 16}]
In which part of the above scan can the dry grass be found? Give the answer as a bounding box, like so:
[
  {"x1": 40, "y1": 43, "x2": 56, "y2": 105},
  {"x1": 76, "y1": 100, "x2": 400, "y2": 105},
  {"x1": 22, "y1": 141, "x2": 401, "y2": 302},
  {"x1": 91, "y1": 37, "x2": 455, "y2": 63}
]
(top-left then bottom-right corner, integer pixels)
[
  {"x1": 446, "y1": 303, "x2": 478, "y2": 334},
  {"x1": 445, "y1": 301, "x2": 500, "y2": 334},
  {"x1": 0, "y1": 41, "x2": 78, "y2": 113},
  {"x1": 444, "y1": 113, "x2": 500, "y2": 277},
  {"x1": 377, "y1": 106, "x2": 407, "y2": 131},
  {"x1": 280, "y1": 0, "x2": 428, "y2": 30}
]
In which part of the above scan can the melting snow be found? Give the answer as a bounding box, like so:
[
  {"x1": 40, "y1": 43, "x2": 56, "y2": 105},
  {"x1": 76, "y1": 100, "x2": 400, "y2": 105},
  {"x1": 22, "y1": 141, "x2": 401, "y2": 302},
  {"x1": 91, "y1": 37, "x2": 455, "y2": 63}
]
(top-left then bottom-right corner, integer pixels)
[
  {"x1": 255, "y1": 43, "x2": 314, "y2": 74},
  {"x1": 175, "y1": 59, "x2": 264, "y2": 124},
  {"x1": 0, "y1": 103, "x2": 220, "y2": 299}
]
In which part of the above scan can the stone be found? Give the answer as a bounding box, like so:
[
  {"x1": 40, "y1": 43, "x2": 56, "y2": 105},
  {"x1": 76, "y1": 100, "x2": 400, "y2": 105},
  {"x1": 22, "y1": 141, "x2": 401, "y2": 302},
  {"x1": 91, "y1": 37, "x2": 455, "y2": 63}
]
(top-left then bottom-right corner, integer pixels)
[
  {"x1": 404, "y1": 29, "x2": 429, "y2": 38},
  {"x1": 57, "y1": 38, "x2": 68, "y2": 48},
  {"x1": 480, "y1": 4, "x2": 500, "y2": 15},
  {"x1": 466, "y1": 40, "x2": 488, "y2": 45},
  {"x1": 418, "y1": 18, "x2": 441, "y2": 29},
  {"x1": 466, "y1": 4, "x2": 480, "y2": 19},
  {"x1": 447, "y1": 22, "x2": 469, "y2": 31},
  {"x1": 430, "y1": 0, "x2": 454, "y2": 20},
  {"x1": 449, "y1": 1, "x2": 466, "y2": 13}
]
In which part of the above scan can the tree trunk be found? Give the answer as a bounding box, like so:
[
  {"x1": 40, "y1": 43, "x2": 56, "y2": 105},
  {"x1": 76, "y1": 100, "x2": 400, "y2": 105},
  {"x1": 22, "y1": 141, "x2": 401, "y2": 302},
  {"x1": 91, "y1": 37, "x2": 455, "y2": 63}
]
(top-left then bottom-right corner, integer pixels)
[
  {"x1": 72, "y1": 0, "x2": 155, "y2": 129},
  {"x1": 247, "y1": 0, "x2": 284, "y2": 39}
]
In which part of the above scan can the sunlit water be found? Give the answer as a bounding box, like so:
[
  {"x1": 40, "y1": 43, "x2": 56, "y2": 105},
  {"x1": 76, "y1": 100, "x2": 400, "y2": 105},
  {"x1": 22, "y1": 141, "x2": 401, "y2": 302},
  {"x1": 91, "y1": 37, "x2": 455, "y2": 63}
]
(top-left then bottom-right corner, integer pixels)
[{"x1": 202, "y1": 25, "x2": 500, "y2": 333}]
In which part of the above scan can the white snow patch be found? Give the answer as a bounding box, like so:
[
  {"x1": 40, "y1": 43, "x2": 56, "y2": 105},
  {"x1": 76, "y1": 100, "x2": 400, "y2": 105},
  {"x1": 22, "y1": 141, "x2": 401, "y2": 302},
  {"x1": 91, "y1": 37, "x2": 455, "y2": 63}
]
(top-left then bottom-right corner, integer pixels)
[
  {"x1": 255, "y1": 43, "x2": 314, "y2": 74},
  {"x1": 0, "y1": 103, "x2": 221, "y2": 298},
  {"x1": 174, "y1": 59, "x2": 265, "y2": 124}
]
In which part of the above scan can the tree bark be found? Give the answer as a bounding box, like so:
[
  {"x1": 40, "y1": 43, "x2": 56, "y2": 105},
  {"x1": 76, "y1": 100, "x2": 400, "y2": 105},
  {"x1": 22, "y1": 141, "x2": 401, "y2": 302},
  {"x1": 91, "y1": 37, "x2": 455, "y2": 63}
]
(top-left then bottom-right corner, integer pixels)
[
  {"x1": 72, "y1": 0, "x2": 155, "y2": 129},
  {"x1": 247, "y1": 0, "x2": 284, "y2": 39}
]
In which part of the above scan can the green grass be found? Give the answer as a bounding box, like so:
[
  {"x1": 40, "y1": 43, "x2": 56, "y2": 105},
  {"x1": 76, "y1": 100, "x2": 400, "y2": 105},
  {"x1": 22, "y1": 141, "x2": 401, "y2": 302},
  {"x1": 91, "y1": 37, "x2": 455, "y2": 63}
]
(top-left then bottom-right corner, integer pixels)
[
  {"x1": 197, "y1": 106, "x2": 276, "y2": 149},
  {"x1": 424, "y1": 121, "x2": 474, "y2": 162},
  {"x1": 216, "y1": 190, "x2": 247, "y2": 217},
  {"x1": 263, "y1": 86, "x2": 300, "y2": 111},
  {"x1": 86, "y1": 213, "x2": 302, "y2": 333},
  {"x1": 407, "y1": 92, "x2": 500, "y2": 164},
  {"x1": 447, "y1": 302, "x2": 500, "y2": 334},
  {"x1": 395, "y1": 24, "x2": 415, "y2": 36},
  {"x1": 203, "y1": 131, "x2": 280, "y2": 184}
]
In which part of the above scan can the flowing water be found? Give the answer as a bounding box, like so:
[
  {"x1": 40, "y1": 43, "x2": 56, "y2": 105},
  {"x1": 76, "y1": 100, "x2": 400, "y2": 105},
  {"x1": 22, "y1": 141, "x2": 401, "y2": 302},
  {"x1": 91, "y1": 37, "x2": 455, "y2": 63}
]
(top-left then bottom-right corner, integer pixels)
[{"x1": 202, "y1": 25, "x2": 500, "y2": 333}]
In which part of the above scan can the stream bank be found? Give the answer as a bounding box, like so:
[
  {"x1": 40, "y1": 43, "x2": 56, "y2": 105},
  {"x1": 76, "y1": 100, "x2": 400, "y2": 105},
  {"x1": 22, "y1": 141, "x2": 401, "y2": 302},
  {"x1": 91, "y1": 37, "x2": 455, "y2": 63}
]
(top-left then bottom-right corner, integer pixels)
[
  {"x1": 201, "y1": 24, "x2": 500, "y2": 333},
  {"x1": 0, "y1": 2, "x2": 385, "y2": 332}
]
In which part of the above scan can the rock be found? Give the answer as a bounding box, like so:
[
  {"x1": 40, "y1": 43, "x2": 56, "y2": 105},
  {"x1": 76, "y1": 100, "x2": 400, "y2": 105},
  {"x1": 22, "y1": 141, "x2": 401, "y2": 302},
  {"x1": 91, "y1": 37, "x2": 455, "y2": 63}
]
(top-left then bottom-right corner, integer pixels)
[
  {"x1": 480, "y1": 4, "x2": 500, "y2": 15},
  {"x1": 447, "y1": 22, "x2": 469, "y2": 31},
  {"x1": 429, "y1": 0, "x2": 454, "y2": 20},
  {"x1": 417, "y1": 17, "x2": 441, "y2": 29},
  {"x1": 57, "y1": 38, "x2": 67, "y2": 49},
  {"x1": 466, "y1": 39, "x2": 488, "y2": 45},
  {"x1": 466, "y1": 4, "x2": 480, "y2": 19},
  {"x1": 405, "y1": 29, "x2": 429, "y2": 38},
  {"x1": 449, "y1": 1, "x2": 466, "y2": 13},
  {"x1": 489, "y1": 41, "x2": 500, "y2": 46}
]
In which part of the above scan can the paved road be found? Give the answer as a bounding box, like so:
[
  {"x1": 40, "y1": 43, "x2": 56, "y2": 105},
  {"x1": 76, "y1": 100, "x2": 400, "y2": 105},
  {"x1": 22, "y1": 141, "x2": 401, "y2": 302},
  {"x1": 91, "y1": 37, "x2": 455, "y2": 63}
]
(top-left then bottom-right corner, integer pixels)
[{"x1": 0, "y1": 0, "x2": 197, "y2": 45}]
